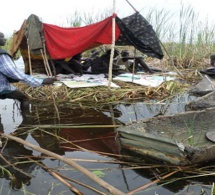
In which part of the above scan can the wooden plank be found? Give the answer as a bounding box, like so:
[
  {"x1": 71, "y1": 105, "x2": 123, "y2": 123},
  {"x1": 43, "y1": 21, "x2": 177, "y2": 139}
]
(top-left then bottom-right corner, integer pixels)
[
  {"x1": 120, "y1": 138, "x2": 187, "y2": 165},
  {"x1": 10, "y1": 20, "x2": 27, "y2": 57}
]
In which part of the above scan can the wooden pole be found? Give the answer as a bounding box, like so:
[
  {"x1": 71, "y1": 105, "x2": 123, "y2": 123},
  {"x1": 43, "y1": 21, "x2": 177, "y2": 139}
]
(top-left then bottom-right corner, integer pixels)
[
  {"x1": 43, "y1": 43, "x2": 53, "y2": 77},
  {"x1": 27, "y1": 42, "x2": 33, "y2": 75},
  {"x1": 0, "y1": 133, "x2": 125, "y2": 195},
  {"x1": 108, "y1": 0, "x2": 116, "y2": 89},
  {"x1": 40, "y1": 49, "x2": 50, "y2": 76},
  {"x1": 125, "y1": 0, "x2": 138, "y2": 13},
  {"x1": 131, "y1": 48, "x2": 137, "y2": 83}
]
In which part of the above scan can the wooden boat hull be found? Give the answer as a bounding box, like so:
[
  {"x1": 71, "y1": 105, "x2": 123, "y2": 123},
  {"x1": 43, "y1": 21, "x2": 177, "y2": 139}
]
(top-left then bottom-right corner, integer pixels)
[{"x1": 117, "y1": 107, "x2": 215, "y2": 165}]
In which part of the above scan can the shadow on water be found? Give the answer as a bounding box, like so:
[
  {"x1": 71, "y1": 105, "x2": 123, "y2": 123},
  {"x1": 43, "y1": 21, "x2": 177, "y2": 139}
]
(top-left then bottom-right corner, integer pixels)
[{"x1": 0, "y1": 93, "x2": 213, "y2": 194}]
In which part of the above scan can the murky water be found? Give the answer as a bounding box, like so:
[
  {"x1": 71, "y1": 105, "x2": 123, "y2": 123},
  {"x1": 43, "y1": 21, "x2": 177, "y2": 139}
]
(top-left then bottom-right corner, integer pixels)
[{"x1": 0, "y1": 93, "x2": 214, "y2": 195}]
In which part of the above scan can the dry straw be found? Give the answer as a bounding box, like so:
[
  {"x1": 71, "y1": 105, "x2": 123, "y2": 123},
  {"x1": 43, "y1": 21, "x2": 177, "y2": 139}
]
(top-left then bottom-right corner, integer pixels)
[{"x1": 14, "y1": 79, "x2": 189, "y2": 104}]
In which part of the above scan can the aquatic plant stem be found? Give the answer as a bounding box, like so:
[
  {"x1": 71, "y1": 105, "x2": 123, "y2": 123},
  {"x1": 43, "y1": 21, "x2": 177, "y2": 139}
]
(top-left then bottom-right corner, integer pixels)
[
  {"x1": 0, "y1": 133, "x2": 125, "y2": 195},
  {"x1": 34, "y1": 160, "x2": 106, "y2": 195},
  {"x1": 126, "y1": 170, "x2": 179, "y2": 195},
  {"x1": 0, "y1": 153, "x2": 33, "y2": 179},
  {"x1": 29, "y1": 124, "x2": 120, "y2": 129},
  {"x1": 49, "y1": 171, "x2": 83, "y2": 195}
]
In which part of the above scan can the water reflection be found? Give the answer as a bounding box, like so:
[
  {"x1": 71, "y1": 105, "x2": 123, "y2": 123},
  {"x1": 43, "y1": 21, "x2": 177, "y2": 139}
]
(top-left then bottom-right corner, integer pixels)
[
  {"x1": 114, "y1": 93, "x2": 196, "y2": 124},
  {"x1": 0, "y1": 100, "x2": 124, "y2": 194},
  {"x1": 0, "y1": 94, "x2": 212, "y2": 195},
  {"x1": 0, "y1": 132, "x2": 35, "y2": 190},
  {"x1": 0, "y1": 93, "x2": 196, "y2": 131},
  {"x1": 0, "y1": 99, "x2": 23, "y2": 133},
  {"x1": 0, "y1": 105, "x2": 37, "y2": 191}
]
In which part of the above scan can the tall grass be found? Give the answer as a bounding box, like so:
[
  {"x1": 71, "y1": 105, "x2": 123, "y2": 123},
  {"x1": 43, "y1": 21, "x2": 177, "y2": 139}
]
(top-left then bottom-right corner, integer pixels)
[
  {"x1": 143, "y1": 4, "x2": 215, "y2": 68},
  {"x1": 65, "y1": 9, "x2": 112, "y2": 27},
  {"x1": 63, "y1": 4, "x2": 215, "y2": 68},
  {"x1": 6, "y1": 4, "x2": 215, "y2": 68}
]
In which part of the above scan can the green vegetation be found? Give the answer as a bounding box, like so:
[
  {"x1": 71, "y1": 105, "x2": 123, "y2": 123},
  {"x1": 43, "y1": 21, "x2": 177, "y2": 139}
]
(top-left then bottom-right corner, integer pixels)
[
  {"x1": 65, "y1": 10, "x2": 112, "y2": 26},
  {"x1": 7, "y1": 4, "x2": 215, "y2": 70},
  {"x1": 144, "y1": 4, "x2": 215, "y2": 68},
  {"x1": 92, "y1": 170, "x2": 105, "y2": 178},
  {"x1": 49, "y1": 4, "x2": 215, "y2": 69},
  {"x1": 186, "y1": 119, "x2": 195, "y2": 146},
  {"x1": 2, "y1": 36, "x2": 13, "y2": 52},
  {"x1": 2, "y1": 5, "x2": 215, "y2": 194}
]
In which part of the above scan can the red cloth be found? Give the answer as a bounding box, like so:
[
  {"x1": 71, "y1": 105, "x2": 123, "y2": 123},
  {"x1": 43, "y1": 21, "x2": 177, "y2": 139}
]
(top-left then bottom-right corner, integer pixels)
[{"x1": 43, "y1": 15, "x2": 121, "y2": 59}]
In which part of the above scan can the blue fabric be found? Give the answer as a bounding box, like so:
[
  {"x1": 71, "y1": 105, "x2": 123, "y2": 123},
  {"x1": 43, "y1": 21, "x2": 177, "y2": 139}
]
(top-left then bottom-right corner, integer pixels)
[
  {"x1": 0, "y1": 90, "x2": 12, "y2": 95},
  {"x1": 0, "y1": 52, "x2": 43, "y2": 93}
]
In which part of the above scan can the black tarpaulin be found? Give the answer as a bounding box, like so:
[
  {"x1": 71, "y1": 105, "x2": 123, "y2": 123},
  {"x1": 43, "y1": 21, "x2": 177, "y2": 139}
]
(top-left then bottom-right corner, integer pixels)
[{"x1": 116, "y1": 12, "x2": 164, "y2": 59}]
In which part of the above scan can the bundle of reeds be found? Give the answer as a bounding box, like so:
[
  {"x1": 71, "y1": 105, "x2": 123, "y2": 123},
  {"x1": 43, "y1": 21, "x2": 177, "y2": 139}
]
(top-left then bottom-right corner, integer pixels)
[{"x1": 14, "y1": 79, "x2": 189, "y2": 104}]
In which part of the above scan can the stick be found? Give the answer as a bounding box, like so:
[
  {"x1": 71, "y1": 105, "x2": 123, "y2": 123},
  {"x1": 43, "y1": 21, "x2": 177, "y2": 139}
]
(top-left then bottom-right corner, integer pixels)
[
  {"x1": 0, "y1": 133, "x2": 125, "y2": 195},
  {"x1": 159, "y1": 40, "x2": 184, "y2": 77},
  {"x1": 0, "y1": 153, "x2": 33, "y2": 179},
  {"x1": 40, "y1": 49, "x2": 50, "y2": 76},
  {"x1": 43, "y1": 44, "x2": 53, "y2": 77},
  {"x1": 126, "y1": 170, "x2": 179, "y2": 195},
  {"x1": 48, "y1": 57, "x2": 57, "y2": 78},
  {"x1": 50, "y1": 171, "x2": 83, "y2": 195},
  {"x1": 51, "y1": 93, "x2": 60, "y2": 120},
  {"x1": 131, "y1": 48, "x2": 136, "y2": 83},
  {"x1": 27, "y1": 42, "x2": 33, "y2": 75},
  {"x1": 35, "y1": 161, "x2": 106, "y2": 195},
  {"x1": 28, "y1": 124, "x2": 120, "y2": 129},
  {"x1": 125, "y1": 0, "x2": 138, "y2": 13}
]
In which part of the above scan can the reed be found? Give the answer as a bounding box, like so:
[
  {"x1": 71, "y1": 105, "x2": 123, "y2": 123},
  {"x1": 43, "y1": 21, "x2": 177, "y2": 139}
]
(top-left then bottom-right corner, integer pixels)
[
  {"x1": 9, "y1": 5, "x2": 207, "y2": 104},
  {"x1": 143, "y1": 3, "x2": 215, "y2": 68},
  {"x1": 65, "y1": 9, "x2": 112, "y2": 27},
  {"x1": 3, "y1": 5, "x2": 215, "y2": 194},
  {"x1": 52, "y1": 4, "x2": 215, "y2": 70},
  {"x1": 13, "y1": 79, "x2": 187, "y2": 103},
  {"x1": 7, "y1": 123, "x2": 215, "y2": 194},
  {"x1": 4, "y1": 4, "x2": 214, "y2": 70}
]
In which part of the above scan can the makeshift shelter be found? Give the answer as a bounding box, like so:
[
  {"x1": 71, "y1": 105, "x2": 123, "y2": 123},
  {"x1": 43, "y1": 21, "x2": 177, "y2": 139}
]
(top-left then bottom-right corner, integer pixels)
[{"x1": 10, "y1": 13, "x2": 163, "y2": 75}]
